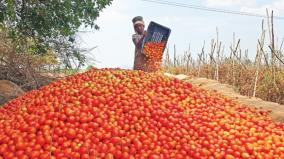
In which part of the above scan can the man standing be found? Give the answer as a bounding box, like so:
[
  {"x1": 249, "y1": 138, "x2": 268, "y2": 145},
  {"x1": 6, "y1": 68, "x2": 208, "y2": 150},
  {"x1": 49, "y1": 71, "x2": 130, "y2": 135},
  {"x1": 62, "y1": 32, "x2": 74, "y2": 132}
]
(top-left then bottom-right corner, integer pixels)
[{"x1": 132, "y1": 16, "x2": 147, "y2": 71}]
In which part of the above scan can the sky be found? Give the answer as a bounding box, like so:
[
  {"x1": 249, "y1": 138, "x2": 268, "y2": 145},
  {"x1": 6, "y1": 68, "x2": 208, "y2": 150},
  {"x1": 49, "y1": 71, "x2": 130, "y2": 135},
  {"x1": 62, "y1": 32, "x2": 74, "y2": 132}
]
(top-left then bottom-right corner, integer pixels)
[{"x1": 78, "y1": 0, "x2": 284, "y2": 69}]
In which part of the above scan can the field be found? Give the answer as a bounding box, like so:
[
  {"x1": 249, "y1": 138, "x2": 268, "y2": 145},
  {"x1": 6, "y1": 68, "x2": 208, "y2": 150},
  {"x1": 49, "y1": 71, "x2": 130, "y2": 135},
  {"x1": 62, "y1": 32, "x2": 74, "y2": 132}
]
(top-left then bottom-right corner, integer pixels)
[{"x1": 162, "y1": 16, "x2": 284, "y2": 105}]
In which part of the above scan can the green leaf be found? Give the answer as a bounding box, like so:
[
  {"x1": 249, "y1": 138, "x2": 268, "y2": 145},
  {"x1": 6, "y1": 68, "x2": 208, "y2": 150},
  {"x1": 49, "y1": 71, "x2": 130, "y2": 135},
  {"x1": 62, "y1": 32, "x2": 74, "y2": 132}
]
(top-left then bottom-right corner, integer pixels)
[{"x1": 0, "y1": 0, "x2": 113, "y2": 68}]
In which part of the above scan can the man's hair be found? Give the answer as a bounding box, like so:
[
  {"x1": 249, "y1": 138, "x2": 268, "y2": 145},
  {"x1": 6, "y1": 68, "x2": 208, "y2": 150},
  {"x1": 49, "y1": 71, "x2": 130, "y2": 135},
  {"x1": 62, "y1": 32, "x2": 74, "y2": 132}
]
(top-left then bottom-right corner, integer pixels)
[{"x1": 132, "y1": 16, "x2": 143, "y2": 24}]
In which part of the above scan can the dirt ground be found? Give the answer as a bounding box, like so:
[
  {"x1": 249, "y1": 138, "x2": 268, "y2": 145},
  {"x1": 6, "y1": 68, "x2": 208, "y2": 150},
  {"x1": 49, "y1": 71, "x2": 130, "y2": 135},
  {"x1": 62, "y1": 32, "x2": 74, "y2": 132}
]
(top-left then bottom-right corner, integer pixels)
[
  {"x1": 0, "y1": 80, "x2": 24, "y2": 105},
  {"x1": 164, "y1": 73, "x2": 284, "y2": 122}
]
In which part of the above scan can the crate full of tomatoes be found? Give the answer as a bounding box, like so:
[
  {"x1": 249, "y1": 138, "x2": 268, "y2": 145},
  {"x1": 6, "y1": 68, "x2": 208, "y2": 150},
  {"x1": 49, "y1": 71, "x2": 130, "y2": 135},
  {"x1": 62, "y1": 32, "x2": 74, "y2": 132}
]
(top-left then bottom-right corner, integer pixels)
[{"x1": 142, "y1": 21, "x2": 171, "y2": 72}]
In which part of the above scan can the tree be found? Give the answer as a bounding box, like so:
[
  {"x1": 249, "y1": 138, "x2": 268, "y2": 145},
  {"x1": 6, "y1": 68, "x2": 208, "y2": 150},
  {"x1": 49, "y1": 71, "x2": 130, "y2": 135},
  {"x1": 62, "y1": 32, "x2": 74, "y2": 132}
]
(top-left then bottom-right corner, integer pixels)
[{"x1": 0, "y1": 0, "x2": 113, "y2": 68}]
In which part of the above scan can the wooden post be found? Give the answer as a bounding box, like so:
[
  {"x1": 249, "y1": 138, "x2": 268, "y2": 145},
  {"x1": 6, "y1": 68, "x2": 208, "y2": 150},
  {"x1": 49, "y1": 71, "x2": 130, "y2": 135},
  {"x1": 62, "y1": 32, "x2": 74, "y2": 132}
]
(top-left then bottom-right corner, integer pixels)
[{"x1": 253, "y1": 25, "x2": 265, "y2": 97}]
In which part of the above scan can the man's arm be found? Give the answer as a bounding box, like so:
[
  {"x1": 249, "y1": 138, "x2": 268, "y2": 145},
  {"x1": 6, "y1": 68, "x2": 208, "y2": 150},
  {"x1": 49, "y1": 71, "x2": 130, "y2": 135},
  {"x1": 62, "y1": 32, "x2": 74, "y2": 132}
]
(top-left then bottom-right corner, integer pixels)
[{"x1": 132, "y1": 32, "x2": 147, "y2": 49}]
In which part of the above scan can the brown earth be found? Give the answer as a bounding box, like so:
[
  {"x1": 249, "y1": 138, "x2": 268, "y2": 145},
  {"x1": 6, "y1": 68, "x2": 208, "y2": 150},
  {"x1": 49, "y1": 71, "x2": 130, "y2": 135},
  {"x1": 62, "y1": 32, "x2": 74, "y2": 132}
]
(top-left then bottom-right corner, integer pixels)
[
  {"x1": 164, "y1": 73, "x2": 284, "y2": 122},
  {"x1": 0, "y1": 80, "x2": 24, "y2": 105}
]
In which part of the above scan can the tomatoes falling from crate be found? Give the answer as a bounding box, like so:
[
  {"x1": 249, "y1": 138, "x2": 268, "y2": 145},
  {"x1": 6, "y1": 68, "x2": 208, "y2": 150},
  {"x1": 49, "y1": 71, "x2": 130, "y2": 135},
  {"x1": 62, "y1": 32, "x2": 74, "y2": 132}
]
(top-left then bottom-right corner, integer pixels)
[{"x1": 143, "y1": 41, "x2": 166, "y2": 72}]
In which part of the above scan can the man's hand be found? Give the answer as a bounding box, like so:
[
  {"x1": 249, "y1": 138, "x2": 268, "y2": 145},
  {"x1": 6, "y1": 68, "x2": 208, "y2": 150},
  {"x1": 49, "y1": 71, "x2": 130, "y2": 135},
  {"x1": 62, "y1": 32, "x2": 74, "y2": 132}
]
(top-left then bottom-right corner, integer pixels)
[{"x1": 143, "y1": 31, "x2": 147, "y2": 38}]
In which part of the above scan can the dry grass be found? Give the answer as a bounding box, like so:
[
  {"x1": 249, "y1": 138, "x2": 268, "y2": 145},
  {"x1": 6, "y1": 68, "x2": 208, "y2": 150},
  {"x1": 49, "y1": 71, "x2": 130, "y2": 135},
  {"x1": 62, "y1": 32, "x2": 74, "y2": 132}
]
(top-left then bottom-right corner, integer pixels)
[
  {"x1": 162, "y1": 11, "x2": 284, "y2": 104},
  {"x1": 0, "y1": 29, "x2": 58, "y2": 90},
  {"x1": 163, "y1": 57, "x2": 284, "y2": 104}
]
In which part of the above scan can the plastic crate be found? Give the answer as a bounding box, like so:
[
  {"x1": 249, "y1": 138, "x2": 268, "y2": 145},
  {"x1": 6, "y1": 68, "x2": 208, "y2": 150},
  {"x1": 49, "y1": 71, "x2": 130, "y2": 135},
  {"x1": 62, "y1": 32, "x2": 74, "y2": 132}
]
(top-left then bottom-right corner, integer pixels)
[{"x1": 142, "y1": 21, "x2": 171, "y2": 53}]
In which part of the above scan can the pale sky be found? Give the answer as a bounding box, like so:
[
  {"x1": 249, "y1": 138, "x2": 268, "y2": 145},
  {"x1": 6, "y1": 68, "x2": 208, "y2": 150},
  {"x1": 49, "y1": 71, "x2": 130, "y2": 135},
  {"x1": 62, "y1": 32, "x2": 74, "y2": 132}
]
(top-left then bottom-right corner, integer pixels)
[{"x1": 78, "y1": 0, "x2": 284, "y2": 69}]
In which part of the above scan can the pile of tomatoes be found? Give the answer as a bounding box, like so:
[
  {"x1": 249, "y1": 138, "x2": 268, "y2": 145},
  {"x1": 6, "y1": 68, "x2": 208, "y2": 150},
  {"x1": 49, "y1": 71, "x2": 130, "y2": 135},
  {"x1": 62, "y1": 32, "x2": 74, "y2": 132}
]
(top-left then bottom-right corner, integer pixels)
[
  {"x1": 1, "y1": 68, "x2": 284, "y2": 159},
  {"x1": 143, "y1": 41, "x2": 166, "y2": 72}
]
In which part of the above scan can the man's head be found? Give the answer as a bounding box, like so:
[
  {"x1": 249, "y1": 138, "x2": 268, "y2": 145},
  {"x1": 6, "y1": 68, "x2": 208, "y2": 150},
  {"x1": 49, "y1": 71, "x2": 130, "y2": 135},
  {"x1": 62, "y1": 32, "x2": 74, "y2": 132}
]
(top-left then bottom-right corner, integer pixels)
[{"x1": 132, "y1": 16, "x2": 145, "y2": 35}]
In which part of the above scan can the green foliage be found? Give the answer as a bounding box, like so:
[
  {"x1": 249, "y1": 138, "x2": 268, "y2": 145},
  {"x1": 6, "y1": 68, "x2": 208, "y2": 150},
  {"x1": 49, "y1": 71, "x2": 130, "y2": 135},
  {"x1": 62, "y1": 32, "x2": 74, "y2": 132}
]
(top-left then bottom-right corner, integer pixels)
[{"x1": 0, "y1": 0, "x2": 113, "y2": 67}]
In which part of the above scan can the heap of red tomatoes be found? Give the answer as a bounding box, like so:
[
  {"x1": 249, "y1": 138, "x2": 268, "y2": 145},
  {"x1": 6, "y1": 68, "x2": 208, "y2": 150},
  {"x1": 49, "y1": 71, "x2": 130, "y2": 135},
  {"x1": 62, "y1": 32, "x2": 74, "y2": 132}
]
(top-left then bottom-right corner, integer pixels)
[
  {"x1": 143, "y1": 41, "x2": 166, "y2": 72},
  {"x1": 1, "y1": 68, "x2": 284, "y2": 159}
]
